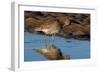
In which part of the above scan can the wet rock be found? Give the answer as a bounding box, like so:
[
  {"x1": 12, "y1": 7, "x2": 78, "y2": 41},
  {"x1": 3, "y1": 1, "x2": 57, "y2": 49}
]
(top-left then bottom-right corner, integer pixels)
[
  {"x1": 24, "y1": 11, "x2": 90, "y2": 39},
  {"x1": 25, "y1": 17, "x2": 42, "y2": 32},
  {"x1": 24, "y1": 11, "x2": 37, "y2": 18},
  {"x1": 63, "y1": 23, "x2": 90, "y2": 37},
  {"x1": 56, "y1": 14, "x2": 70, "y2": 27}
]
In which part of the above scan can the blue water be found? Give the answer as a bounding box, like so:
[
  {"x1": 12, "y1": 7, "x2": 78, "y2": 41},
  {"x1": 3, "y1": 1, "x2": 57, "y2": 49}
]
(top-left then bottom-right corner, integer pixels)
[{"x1": 24, "y1": 32, "x2": 90, "y2": 61}]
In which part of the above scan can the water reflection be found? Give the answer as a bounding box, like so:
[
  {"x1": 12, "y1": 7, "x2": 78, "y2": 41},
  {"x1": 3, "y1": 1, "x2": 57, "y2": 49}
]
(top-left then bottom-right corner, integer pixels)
[{"x1": 24, "y1": 32, "x2": 90, "y2": 61}]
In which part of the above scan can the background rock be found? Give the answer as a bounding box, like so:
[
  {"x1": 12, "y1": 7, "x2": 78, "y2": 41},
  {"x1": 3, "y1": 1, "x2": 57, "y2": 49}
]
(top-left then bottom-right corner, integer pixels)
[{"x1": 24, "y1": 11, "x2": 90, "y2": 39}]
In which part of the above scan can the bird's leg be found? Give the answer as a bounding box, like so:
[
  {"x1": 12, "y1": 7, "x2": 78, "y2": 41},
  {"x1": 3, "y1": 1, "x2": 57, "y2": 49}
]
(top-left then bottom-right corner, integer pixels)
[
  {"x1": 44, "y1": 35, "x2": 48, "y2": 48},
  {"x1": 52, "y1": 33, "x2": 55, "y2": 45}
]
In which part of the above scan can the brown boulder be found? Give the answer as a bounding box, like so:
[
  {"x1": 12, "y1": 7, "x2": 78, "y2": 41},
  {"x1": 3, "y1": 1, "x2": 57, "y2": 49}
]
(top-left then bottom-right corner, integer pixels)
[
  {"x1": 63, "y1": 23, "x2": 90, "y2": 37},
  {"x1": 25, "y1": 17, "x2": 42, "y2": 32},
  {"x1": 56, "y1": 15, "x2": 70, "y2": 27}
]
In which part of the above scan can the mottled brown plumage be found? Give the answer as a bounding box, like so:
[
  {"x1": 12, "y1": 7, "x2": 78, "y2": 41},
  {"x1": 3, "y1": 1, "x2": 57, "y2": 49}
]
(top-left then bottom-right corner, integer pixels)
[{"x1": 35, "y1": 45, "x2": 70, "y2": 60}]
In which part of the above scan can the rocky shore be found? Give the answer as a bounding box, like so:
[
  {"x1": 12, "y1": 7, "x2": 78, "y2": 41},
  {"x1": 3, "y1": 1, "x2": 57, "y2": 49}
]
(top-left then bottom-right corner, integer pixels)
[{"x1": 25, "y1": 11, "x2": 90, "y2": 39}]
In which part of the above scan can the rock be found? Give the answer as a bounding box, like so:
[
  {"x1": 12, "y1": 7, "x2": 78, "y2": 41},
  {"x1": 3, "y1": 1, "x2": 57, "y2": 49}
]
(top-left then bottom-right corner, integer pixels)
[
  {"x1": 42, "y1": 12, "x2": 63, "y2": 17},
  {"x1": 63, "y1": 23, "x2": 90, "y2": 37},
  {"x1": 24, "y1": 11, "x2": 90, "y2": 39},
  {"x1": 42, "y1": 12, "x2": 70, "y2": 27},
  {"x1": 25, "y1": 17, "x2": 42, "y2": 32},
  {"x1": 24, "y1": 11, "x2": 37, "y2": 18},
  {"x1": 56, "y1": 15, "x2": 70, "y2": 27}
]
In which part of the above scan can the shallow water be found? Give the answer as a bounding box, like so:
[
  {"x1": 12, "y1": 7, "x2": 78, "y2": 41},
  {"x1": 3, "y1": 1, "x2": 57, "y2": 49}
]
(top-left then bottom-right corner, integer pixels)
[{"x1": 24, "y1": 32, "x2": 90, "y2": 61}]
